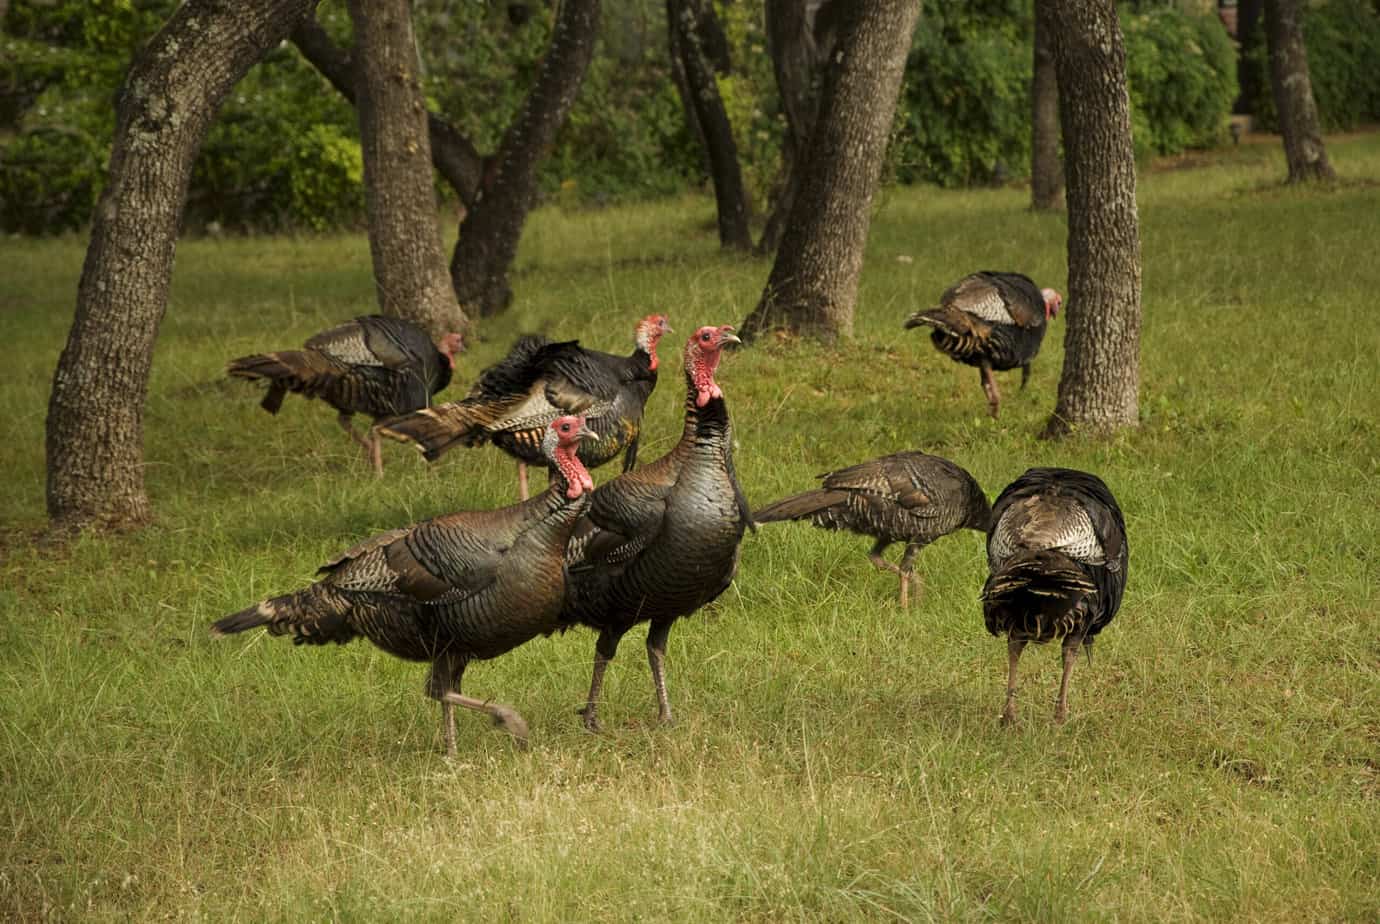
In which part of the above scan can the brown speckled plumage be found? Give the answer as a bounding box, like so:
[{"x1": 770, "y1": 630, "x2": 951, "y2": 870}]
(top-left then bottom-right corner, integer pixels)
[
  {"x1": 212, "y1": 417, "x2": 594, "y2": 754},
  {"x1": 754, "y1": 451, "x2": 991, "y2": 607}
]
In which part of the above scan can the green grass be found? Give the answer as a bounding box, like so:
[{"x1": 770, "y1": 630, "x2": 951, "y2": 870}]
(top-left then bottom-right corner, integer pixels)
[{"x1": 3, "y1": 135, "x2": 1379, "y2": 921}]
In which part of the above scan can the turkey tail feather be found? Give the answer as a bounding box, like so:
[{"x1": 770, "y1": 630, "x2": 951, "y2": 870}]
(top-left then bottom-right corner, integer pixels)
[
  {"x1": 228, "y1": 350, "x2": 344, "y2": 408},
  {"x1": 377, "y1": 401, "x2": 509, "y2": 461},
  {"x1": 753, "y1": 490, "x2": 849, "y2": 524},
  {"x1": 982, "y1": 549, "x2": 1096, "y2": 640},
  {"x1": 211, "y1": 588, "x2": 358, "y2": 646}
]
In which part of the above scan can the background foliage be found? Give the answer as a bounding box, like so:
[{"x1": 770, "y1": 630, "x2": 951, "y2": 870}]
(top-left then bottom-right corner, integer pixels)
[{"x1": 3, "y1": 0, "x2": 1374, "y2": 234}]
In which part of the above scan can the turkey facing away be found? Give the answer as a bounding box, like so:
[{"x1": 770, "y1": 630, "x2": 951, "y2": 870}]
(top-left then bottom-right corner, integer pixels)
[
  {"x1": 558, "y1": 325, "x2": 751, "y2": 732},
  {"x1": 227, "y1": 315, "x2": 464, "y2": 476},
  {"x1": 982, "y1": 467, "x2": 1127, "y2": 725},
  {"x1": 754, "y1": 451, "x2": 991, "y2": 607},
  {"x1": 904, "y1": 272, "x2": 1061, "y2": 418},
  {"x1": 379, "y1": 314, "x2": 671, "y2": 500},
  {"x1": 211, "y1": 415, "x2": 596, "y2": 756}
]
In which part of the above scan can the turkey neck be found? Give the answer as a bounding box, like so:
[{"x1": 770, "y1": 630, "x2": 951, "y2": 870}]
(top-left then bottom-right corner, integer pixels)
[{"x1": 677, "y1": 374, "x2": 732, "y2": 455}]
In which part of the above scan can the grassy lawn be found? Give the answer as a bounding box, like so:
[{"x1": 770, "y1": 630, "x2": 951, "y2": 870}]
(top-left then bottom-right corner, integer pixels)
[{"x1": 2, "y1": 134, "x2": 1378, "y2": 921}]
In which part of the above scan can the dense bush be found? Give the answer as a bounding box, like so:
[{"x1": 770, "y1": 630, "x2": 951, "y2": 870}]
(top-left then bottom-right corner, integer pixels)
[
  {"x1": 891, "y1": 2, "x2": 1237, "y2": 186},
  {"x1": 1122, "y1": 9, "x2": 1237, "y2": 157},
  {"x1": 1246, "y1": 0, "x2": 1380, "y2": 132},
  {"x1": 893, "y1": 0, "x2": 1034, "y2": 188}
]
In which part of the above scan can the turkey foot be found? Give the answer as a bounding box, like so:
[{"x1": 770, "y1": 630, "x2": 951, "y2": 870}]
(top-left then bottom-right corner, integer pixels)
[
  {"x1": 979, "y1": 364, "x2": 1001, "y2": 418},
  {"x1": 337, "y1": 413, "x2": 381, "y2": 476},
  {"x1": 441, "y1": 691, "x2": 530, "y2": 749},
  {"x1": 867, "y1": 539, "x2": 919, "y2": 607},
  {"x1": 1000, "y1": 637, "x2": 1027, "y2": 725},
  {"x1": 1053, "y1": 641, "x2": 1081, "y2": 724}
]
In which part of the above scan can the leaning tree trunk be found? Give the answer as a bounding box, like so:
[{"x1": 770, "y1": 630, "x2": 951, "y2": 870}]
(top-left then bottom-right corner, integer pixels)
[
  {"x1": 449, "y1": 0, "x2": 601, "y2": 318},
  {"x1": 739, "y1": 0, "x2": 921, "y2": 343},
  {"x1": 45, "y1": 0, "x2": 316, "y2": 535},
  {"x1": 1263, "y1": 0, "x2": 1335, "y2": 183},
  {"x1": 347, "y1": 0, "x2": 466, "y2": 337},
  {"x1": 290, "y1": 12, "x2": 487, "y2": 209},
  {"x1": 668, "y1": 0, "x2": 751, "y2": 251},
  {"x1": 1030, "y1": 0, "x2": 1063, "y2": 211},
  {"x1": 1042, "y1": 0, "x2": 1142, "y2": 438}
]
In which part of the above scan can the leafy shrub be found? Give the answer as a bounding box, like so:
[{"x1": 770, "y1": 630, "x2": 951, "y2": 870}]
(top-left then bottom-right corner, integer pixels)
[
  {"x1": 1246, "y1": 0, "x2": 1380, "y2": 131},
  {"x1": 890, "y1": 1, "x2": 1236, "y2": 185},
  {"x1": 1122, "y1": 9, "x2": 1237, "y2": 157},
  {"x1": 893, "y1": 0, "x2": 1034, "y2": 188}
]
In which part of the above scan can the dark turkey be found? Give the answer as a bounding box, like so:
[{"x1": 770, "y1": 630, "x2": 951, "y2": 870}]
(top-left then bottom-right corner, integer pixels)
[
  {"x1": 558, "y1": 325, "x2": 751, "y2": 732},
  {"x1": 211, "y1": 415, "x2": 596, "y2": 755},
  {"x1": 904, "y1": 272, "x2": 1061, "y2": 418},
  {"x1": 227, "y1": 315, "x2": 463, "y2": 476},
  {"x1": 754, "y1": 451, "x2": 991, "y2": 607},
  {"x1": 982, "y1": 467, "x2": 1127, "y2": 725},
  {"x1": 379, "y1": 314, "x2": 670, "y2": 500}
]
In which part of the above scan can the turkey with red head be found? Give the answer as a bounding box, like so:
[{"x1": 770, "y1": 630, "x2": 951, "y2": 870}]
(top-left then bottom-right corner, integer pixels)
[
  {"x1": 904, "y1": 272, "x2": 1061, "y2": 418},
  {"x1": 379, "y1": 314, "x2": 671, "y2": 499},
  {"x1": 227, "y1": 315, "x2": 463, "y2": 476},
  {"x1": 212, "y1": 415, "x2": 596, "y2": 755},
  {"x1": 558, "y1": 325, "x2": 751, "y2": 732},
  {"x1": 983, "y1": 467, "x2": 1128, "y2": 725}
]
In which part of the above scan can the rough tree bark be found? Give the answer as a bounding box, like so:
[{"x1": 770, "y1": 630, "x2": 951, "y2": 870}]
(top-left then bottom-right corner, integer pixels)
[
  {"x1": 449, "y1": 0, "x2": 601, "y2": 318},
  {"x1": 1030, "y1": 0, "x2": 1064, "y2": 211},
  {"x1": 1263, "y1": 0, "x2": 1335, "y2": 183},
  {"x1": 347, "y1": 0, "x2": 466, "y2": 336},
  {"x1": 289, "y1": 12, "x2": 487, "y2": 208},
  {"x1": 739, "y1": 0, "x2": 920, "y2": 343},
  {"x1": 1042, "y1": 0, "x2": 1142, "y2": 438},
  {"x1": 668, "y1": 0, "x2": 751, "y2": 251},
  {"x1": 758, "y1": 0, "x2": 833, "y2": 255},
  {"x1": 45, "y1": 0, "x2": 317, "y2": 535}
]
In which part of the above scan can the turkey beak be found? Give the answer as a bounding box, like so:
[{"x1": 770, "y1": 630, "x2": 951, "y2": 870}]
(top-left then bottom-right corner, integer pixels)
[
  {"x1": 578, "y1": 424, "x2": 599, "y2": 443},
  {"x1": 719, "y1": 331, "x2": 742, "y2": 347}
]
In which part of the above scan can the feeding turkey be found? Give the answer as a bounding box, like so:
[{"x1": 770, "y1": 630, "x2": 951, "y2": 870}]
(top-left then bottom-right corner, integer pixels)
[
  {"x1": 211, "y1": 415, "x2": 596, "y2": 756},
  {"x1": 558, "y1": 325, "x2": 751, "y2": 732},
  {"x1": 904, "y1": 272, "x2": 1061, "y2": 418},
  {"x1": 379, "y1": 314, "x2": 670, "y2": 499},
  {"x1": 754, "y1": 451, "x2": 991, "y2": 607},
  {"x1": 227, "y1": 314, "x2": 463, "y2": 476},
  {"x1": 982, "y1": 467, "x2": 1128, "y2": 725}
]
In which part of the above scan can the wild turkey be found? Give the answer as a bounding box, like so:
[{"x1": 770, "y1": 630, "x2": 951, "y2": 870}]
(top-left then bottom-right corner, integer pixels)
[
  {"x1": 227, "y1": 315, "x2": 463, "y2": 476},
  {"x1": 904, "y1": 272, "x2": 1062, "y2": 418},
  {"x1": 379, "y1": 314, "x2": 671, "y2": 500},
  {"x1": 754, "y1": 451, "x2": 991, "y2": 607},
  {"x1": 211, "y1": 415, "x2": 596, "y2": 756},
  {"x1": 559, "y1": 325, "x2": 751, "y2": 731},
  {"x1": 982, "y1": 467, "x2": 1128, "y2": 725}
]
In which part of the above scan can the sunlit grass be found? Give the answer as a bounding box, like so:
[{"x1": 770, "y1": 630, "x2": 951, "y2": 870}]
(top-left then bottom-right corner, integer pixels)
[{"x1": 1, "y1": 134, "x2": 1378, "y2": 921}]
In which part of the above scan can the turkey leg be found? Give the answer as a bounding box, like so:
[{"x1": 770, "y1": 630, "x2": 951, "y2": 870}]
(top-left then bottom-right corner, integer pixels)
[
  {"x1": 1001, "y1": 636, "x2": 1027, "y2": 725},
  {"x1": 579, "y1": 628, "x2": 624, "y2": 732},
  {"x1": 646, "y1": 619, "x2": 676, "y2": 725},
  {"x1": 1019, "y1": 363, "x2": 1032, "y2": 391},
  {"x1": 517, "y1": 461, "x2": 530, "y2": 501},
  {"x1": 979, "y1": 363, "x2": 1001, "y2": 418},
  {"x1": 866, "y1": 539, "x2": 908, "y2": 605},
  {"x1": 368, "y1": 429, "x2": 383, "y2": 478},
  {"x1": 336, "y1": 412, "x2": 378, "y2": 470},
  {"x1": 441, "y1": 691, "x2": 530, "y2": 749},
  {"x1": 897, "y1": 543, "x2": 923, "y2": 608},
  {"x1": 1053, "y1": 638, "x2": 1081, "y2": 724}
]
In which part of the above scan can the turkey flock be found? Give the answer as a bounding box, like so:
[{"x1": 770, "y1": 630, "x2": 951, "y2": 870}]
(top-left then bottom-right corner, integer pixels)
[{"x1": 219, "y1": 271, "x2": 1127, "y2": 755}]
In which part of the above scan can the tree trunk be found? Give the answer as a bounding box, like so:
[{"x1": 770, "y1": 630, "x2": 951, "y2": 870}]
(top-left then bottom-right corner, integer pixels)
[
  {"x1": 739, "y1": 0, "x2": 920, "y2": 343},
  {"x1": 44, "y1": 0, "x2": 316, "y2": 535},
  {"x1": 1042, "y1": 0, "x2": 1142, "y2": 438},
  {"x1": 1030, "y1": 0, "x2": 1064, "y2": 211},
  {"x1": 347, "y1": 0, "x2": 466, "y2": 337},
  {"x1": 1263, "y1": 0, "x2": 1335, "y2": 183},
  {"x1": 758, "y1": 0, "x2": 828, "y2": 255},
  {"x1": 449, "y1": 0, "x2": 601, "y2": 318},
  {"x1": 1235, "y1": 0, "x2": 1264, "y2": 114},
  {"x1": 668, "y1": 0, "x2": 751, "y2": 251},
  {"x1": 290, "y1": 13, "x2": 487, "y2": 208}
]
